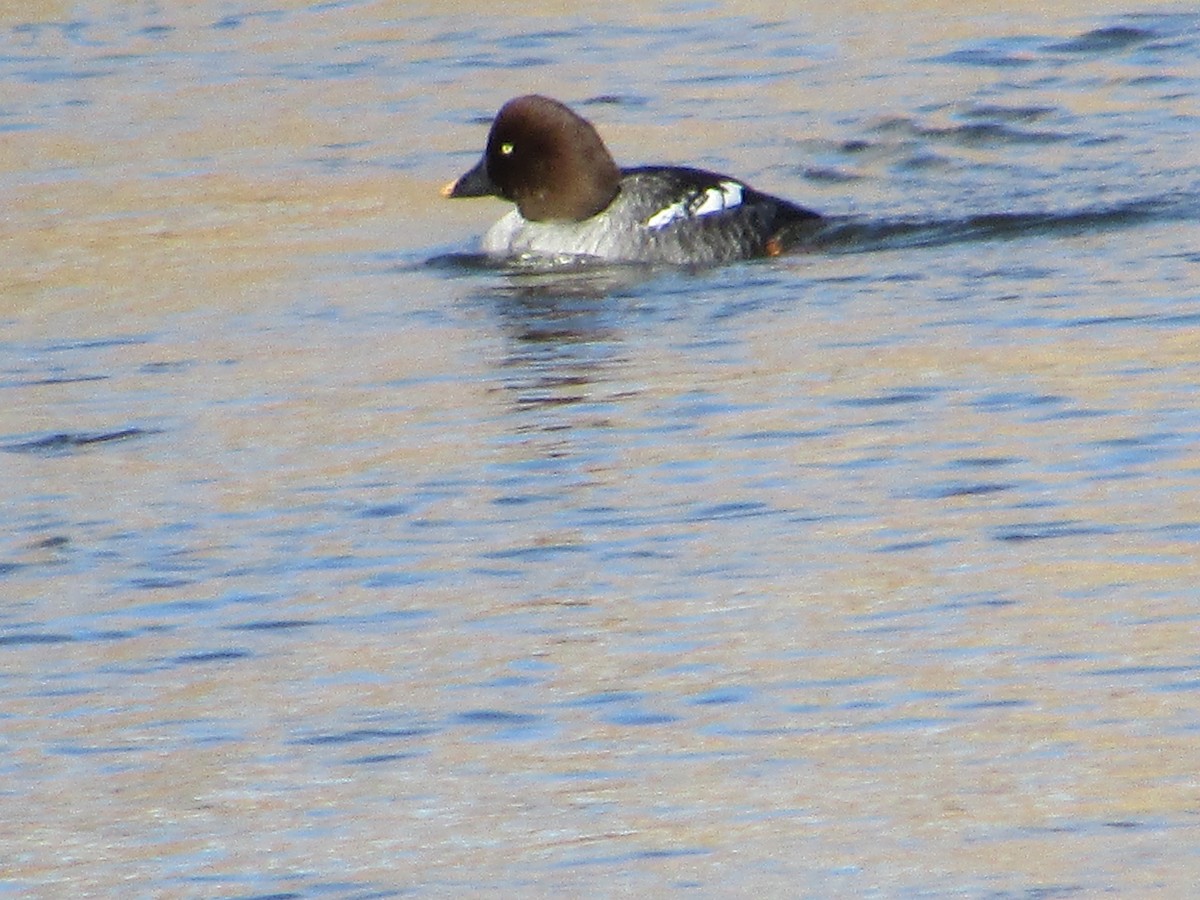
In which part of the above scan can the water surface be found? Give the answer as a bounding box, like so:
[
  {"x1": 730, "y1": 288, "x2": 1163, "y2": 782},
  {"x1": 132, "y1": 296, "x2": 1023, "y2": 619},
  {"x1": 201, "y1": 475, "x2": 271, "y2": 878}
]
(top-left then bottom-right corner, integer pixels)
[{"x1": 3, "y1": 1, "x2": 1199, "y2": 896}]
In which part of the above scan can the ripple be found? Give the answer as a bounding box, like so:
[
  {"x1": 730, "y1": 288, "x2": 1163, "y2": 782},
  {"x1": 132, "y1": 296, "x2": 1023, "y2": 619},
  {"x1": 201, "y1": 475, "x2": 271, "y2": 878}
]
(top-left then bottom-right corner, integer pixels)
[
  {"x1": 291, "y1": 727, "x2": 433, "y2": 746},
  {"x1": 2, "y1": 427, "x2": 159, "y2": 455},
  {"x1": 226, "y1": 619, "x2": 320, "y2": 632},
  {"x1": 914, "y1": 481, "x2": 1015, "y2": 500},
  {"x1": 1048, "y1": 27, "x2": 1157, "y2": 54},
  {"x1": 992, "y1": 521, "x2": 1117, "y2": 543},
  {"x1": 170, "y1": 649, "x2": 253, "y2": 665},
  {"x1": 0, "y1": 631, "x2": 76, "y2": 646},
  {"x1": 838, "y1": 389, "x2": 939, "y2": 408}
]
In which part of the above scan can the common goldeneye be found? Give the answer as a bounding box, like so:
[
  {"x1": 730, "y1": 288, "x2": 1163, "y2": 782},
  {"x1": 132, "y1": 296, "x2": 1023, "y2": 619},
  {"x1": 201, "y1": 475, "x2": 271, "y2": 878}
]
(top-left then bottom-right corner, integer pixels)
[{"x1": 442, "y1": 95, "x2": 822, "y2": 265}]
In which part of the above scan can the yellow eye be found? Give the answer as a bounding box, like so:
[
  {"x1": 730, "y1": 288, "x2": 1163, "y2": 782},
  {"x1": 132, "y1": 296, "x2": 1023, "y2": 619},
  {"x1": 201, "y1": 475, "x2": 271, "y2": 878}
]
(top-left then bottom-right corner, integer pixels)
[{"x1": 499, "y1": 142, "x2": 515, "y2": 156}]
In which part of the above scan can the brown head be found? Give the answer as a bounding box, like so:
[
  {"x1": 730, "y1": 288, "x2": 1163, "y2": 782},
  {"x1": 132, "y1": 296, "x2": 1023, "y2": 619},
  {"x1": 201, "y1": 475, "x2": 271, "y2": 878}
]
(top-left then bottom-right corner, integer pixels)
[{"x1": 443, "y1": 95, "x2": 621, "y2": 222}]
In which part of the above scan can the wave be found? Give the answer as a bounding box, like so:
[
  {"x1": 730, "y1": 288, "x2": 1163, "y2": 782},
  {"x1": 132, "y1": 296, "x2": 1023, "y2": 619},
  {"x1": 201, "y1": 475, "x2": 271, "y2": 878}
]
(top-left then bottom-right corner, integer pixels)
[{"x1": 795, "y1": 192, "x2": 1199, "y2": 255}]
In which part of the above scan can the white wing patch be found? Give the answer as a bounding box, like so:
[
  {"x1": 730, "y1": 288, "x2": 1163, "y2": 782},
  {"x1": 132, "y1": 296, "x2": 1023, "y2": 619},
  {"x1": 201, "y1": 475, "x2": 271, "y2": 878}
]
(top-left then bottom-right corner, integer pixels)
[
  {"x1": 645, "y1": 201, "x2": 687, "y2": 230},
  {"x1": 693, "y1": 180, "x2": 743, "y2": 216},
  {"x1": 645, "y1": 180, "x2": 745, "y2": 230}
]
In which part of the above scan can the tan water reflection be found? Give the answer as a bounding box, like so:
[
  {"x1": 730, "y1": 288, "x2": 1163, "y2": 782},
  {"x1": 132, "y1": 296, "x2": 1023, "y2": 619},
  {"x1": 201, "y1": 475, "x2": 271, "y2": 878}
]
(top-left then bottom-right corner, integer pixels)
[{"x1": 3, "y1": 0, "x2": 1199, "y2": 896}]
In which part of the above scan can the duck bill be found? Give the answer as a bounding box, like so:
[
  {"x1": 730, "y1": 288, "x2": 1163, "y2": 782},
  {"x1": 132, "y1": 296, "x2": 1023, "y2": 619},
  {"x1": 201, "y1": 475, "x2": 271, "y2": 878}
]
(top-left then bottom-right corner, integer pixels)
[{"x1": 441, "y1": 155, "x2": 497, "y2": 199}]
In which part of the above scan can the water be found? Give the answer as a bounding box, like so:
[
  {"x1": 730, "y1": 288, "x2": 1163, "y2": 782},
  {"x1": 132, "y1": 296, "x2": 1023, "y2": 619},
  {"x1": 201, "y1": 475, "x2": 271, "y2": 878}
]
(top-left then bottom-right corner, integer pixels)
[{"x1": 3, "y1": 1, "x2": 1199, "y2": 896}]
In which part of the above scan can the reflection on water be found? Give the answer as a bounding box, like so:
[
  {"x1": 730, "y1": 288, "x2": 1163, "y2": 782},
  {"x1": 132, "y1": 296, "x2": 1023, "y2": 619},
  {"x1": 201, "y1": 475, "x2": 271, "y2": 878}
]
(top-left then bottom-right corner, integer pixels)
[{"x1": 3, "y1": 2, "x2": 1200, "y2": 896}]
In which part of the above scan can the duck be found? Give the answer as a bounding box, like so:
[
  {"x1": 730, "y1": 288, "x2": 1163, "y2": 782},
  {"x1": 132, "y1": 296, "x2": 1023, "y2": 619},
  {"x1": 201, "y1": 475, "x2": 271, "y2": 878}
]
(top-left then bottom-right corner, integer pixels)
[{"x1": 442, "y1": 95, "x2": 822, "y2": 265}]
